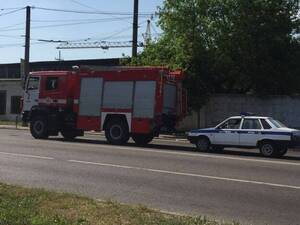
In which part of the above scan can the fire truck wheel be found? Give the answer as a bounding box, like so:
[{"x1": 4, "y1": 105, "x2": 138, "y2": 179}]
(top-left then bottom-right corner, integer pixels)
[
  {"x1": 30, "y1": 116, "x2": 49, "y2": 139},
  {"x1": 61, "y1": 130, "x2": 77, "y2": 141},
  {"x1": 105, "y1": 118, "x2": 129, "y2": 145},
  {"x1": 132, "y1": 134, "x2": 154, "y2": 146}
]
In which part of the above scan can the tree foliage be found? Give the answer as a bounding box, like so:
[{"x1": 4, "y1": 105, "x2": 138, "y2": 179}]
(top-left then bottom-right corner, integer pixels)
[{"x1": 131, "y1": 0, "x2": 300, "y2": 110}]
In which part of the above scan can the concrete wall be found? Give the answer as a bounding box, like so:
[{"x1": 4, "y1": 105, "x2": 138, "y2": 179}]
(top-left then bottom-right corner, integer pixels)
[
  {"x1": 0, "y1": 79, "x2": 23, "y2": 120},
  {"x1": 178, "y1": 94, "x2": 300, "y2": 131}
]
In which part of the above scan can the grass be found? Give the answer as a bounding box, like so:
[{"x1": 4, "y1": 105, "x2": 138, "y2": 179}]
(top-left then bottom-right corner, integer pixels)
[{"x1": 0, "y1": 183, "x2": 240, "y2": 225}]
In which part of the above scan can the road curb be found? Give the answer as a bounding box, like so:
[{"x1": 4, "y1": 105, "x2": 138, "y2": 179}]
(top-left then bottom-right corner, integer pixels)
[
  {"x1": 0, "y1": 125, "x2": 28, "y2": 130},
  {"x1": 0, "y1": 125, "x2": 188, "y2": 142}
]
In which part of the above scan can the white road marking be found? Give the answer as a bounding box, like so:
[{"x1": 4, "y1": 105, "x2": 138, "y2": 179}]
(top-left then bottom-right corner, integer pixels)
[
  {"x1": 3, "y1": 133, "x2": 299, "y2": 167},
  {"x1": 0, "y1": 151, "x2": 54, "y2": 160},
  {"x1": 68, "y1": 159, "x2": 300, "y2": 190},
  {"x1": 67, "y1": 141, "x2": 300, "y2": 167}
]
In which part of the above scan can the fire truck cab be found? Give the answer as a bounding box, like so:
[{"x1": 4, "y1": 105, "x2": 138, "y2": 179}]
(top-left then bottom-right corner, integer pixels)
[{"x1": 22, "y1": 66, "x2": 186, "y2": 146}]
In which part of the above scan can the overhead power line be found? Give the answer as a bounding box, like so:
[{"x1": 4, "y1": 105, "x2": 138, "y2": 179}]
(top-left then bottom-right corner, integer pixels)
[
  {"x1": 0, "y1": 19, "x2": 131, "y2": 32},
  {"x1": 0, "y1": 34, "x2": 23, "y2": 39},
  {"x1": 0, "y1": 22, "x2": 24, "y2": 30},
  {"x1": 66, "y1": 0, "x2": 142, "y2": 25},
  {"x1": 0, "y1": 7, "x2": 25, "y2": 10},
  {"x1": 0, "y1": 7, "x2": 25, "y2": 17},
  {"x1": 31, "y1": 16, "x2": 140, "y2": 23},
  {"x1": 0, "y1": 41, "x2": 57, "y2": 49},
  {"x1": 68, "y1": 0, "x2": 99, "y2": 11},
  {"x1": 32, "y1": 6, "x2": 154, "y2": 16}
]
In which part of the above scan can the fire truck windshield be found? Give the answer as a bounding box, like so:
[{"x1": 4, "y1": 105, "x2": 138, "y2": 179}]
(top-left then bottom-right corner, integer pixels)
[{"x1": 27, "y1": 77, "x2": 40, "y2": 91}]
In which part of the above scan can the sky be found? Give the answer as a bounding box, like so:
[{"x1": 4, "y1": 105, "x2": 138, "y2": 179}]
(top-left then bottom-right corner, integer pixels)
[{"x1": 0, "y1": 0, "x2": 164, "y2": 64}]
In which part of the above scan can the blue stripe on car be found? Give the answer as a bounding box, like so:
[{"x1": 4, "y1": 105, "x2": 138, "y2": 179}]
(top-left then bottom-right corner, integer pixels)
[
  {"x1": 191, "y1": 130, "x2": 291, "y2": 136},
  {"x1": 190, "y1": 130, "x2": 218, "y2": 134},
  {"x1": 260, "y1": 131, "x2": 291, "y2": 136}
]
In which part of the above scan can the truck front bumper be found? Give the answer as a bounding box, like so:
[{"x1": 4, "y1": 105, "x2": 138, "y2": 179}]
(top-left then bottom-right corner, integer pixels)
[{"x1": 21, "y1": 111, "x2": 30, "y2": 125}]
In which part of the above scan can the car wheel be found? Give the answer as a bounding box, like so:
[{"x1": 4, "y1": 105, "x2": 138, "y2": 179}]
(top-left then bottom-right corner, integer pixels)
[
  {"x1": 105, "y1": 118, "x2": 129, "y2": 145},
  {"x1": 275, "y1": 147, "x2": 288, "y2": 157},
  {"x1": 259, "y1": 141, "x2": 276, "y2": 157},
  {"x1": 196, "y1": 137, "x2": 210, "y2": 152},
  {"x1": 211, "y1": 146, "x2": 224, "y2": 152},
  {"x1": 30, "y1": 116, "x2": 49, "y2": 139}
]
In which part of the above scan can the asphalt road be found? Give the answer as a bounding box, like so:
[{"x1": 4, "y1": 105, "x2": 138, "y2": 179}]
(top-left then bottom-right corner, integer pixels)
[{"x1": 0, "y1": 129, "x2": 299, "y2": 225}]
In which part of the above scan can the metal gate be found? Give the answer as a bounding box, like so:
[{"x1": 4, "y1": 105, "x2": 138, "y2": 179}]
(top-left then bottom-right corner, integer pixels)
[{"x1": 0, "y1": 91, "x2": 6, "y2": 115}]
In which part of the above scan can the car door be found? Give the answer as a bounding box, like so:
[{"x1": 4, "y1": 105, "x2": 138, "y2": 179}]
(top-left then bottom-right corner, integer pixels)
[
  {"x1": 239, "y1": 118, "x2": 262, "y2": 147},
  {"x1": 213, "y1": 118, "x2": 241, "y2": 145}
]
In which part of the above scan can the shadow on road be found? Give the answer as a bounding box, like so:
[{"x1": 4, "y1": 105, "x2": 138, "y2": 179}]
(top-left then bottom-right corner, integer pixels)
[{"x1": 49, "y1": 137, "x2": 300, "y2": 161}]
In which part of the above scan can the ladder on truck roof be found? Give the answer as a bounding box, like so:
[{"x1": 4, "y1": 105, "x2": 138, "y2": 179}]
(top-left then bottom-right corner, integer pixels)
[{"x1": 77, "y1": 65, "x2": 168, "y2": 72}]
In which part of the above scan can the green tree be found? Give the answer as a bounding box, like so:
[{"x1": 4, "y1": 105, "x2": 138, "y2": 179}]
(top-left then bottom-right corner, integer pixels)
[{"x1": 132, "y1": 0, "x2": 300, "y2": 110}]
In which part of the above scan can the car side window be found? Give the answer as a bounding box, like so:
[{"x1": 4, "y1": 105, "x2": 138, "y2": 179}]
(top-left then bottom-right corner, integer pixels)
[
  {"x1": 242, "y1": 119, "x2": 262, "y2": 129},
  {"x1": 260, "y1": 119, "x2": 272, "y2": 129},
  {"x1": 219, "y1": 119, "x2": 242, "y2": 129},
  {"x1": 46, "y1": 77, "x2": 58, "y2": 91}
]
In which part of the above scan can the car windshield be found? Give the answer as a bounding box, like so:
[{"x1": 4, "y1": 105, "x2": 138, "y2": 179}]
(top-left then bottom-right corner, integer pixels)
[{"x1": 268, "y1": 118, "x2": 287, "y2": 128}]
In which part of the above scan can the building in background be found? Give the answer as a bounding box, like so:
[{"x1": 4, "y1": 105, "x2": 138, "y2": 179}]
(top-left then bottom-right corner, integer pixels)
[
  {"x1": 0, "y1": 79, "x2": 22, "y2": 120},
  {"x1": 0, "y1": 58, "x2": 120, "y2": 121}
]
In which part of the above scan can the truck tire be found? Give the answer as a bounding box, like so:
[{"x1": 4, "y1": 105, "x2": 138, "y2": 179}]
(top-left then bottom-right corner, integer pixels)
[
  {"x1": 61, "y1": 130, "x2": 77, "y2": 141},
  {"x1": 259, "y1": 141, "x2": 276, "y2": 157},
  {"x1": 196, "y1": 137, "x2": 210, "y2": 152},
  {"x1": 30, "y1": 116, "x2": 49, "y2": 139},
  {"x1": 105, "y1": 118, "x2": 129, "y2": 145},
  {"x1": 132, "y1": 134, "x2": 154, "y2": 146}
]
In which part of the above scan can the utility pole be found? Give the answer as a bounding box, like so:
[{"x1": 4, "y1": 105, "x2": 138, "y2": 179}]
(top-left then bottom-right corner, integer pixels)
[
  {"x1": 132, "y1": 0, "x2": 139, "y2": 58},
  {"x1": 24, "y1": 6, "x2": 31, "y2": 83}
]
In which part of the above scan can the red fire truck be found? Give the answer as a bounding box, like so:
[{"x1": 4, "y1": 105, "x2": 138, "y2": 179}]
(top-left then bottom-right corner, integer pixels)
[{"x1": 22, "y1": 66, "x2": 187, "y2": 145}]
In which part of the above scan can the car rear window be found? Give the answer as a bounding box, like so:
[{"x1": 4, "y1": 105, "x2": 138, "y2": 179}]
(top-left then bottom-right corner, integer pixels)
[
  {"x1": 269, "y1": 118, "x2": 287, "y2": 128},
  {"x1": 260, "y1": 119, "x2": 272, "y2": 129}
]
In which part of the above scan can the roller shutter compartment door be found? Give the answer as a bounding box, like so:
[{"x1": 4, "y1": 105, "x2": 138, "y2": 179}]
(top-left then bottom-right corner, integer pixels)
[
  {"x1": 79, "y1": 78, "x2": 103, "y2": 116},
  {"x1": 133, "y1": 81, "x2": 156, "y2": 118},
  {"x1": 103, "y1": 81, "x2": 134, "y2": 109}
]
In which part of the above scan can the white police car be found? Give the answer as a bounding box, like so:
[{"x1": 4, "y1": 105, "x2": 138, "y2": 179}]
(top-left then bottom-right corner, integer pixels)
[{"x1": 187, "y1": 114, "x2": 300, "y2": 157}]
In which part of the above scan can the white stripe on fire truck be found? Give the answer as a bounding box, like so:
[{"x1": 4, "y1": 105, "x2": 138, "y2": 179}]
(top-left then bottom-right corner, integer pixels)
[{"x1": 38, "y1": 98, "x2": 67, "y2": 104}]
